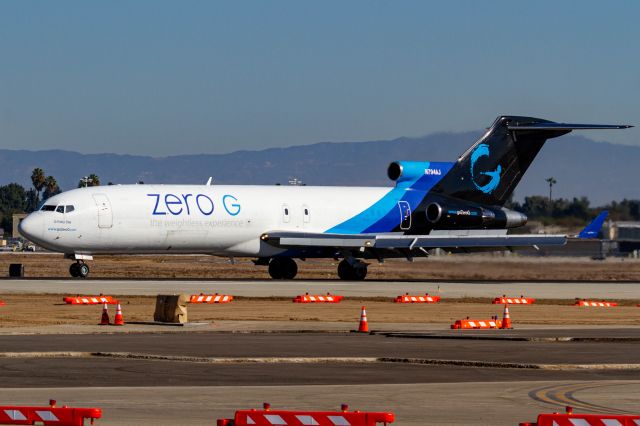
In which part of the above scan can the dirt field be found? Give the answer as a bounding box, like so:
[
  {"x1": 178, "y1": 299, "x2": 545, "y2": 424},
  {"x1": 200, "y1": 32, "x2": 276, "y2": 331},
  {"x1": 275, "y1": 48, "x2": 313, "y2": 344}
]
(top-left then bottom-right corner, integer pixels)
[
  {"x1": 2, "y1": 253, "x2": 640, "y2": 281},
  {"x1": 0, "y1": 294, "x2": 638, "y2": 328},
  {"x1": 1, "y1": 254, "x2": 638, "y2": 328}
]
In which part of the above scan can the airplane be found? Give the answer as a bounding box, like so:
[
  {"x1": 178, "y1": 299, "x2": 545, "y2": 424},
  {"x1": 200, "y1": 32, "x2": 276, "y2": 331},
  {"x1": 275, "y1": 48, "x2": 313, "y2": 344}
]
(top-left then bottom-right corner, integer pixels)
[{"x1": 18, "y1": 115, "x2": 632, "y2": 280}]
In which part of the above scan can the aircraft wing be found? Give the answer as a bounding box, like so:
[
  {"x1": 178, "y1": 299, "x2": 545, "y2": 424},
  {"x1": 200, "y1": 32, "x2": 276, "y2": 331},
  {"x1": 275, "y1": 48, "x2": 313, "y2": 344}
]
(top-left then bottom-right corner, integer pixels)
[{"x1": 260, "y1": 231, "x2": 566, "y2": 251}]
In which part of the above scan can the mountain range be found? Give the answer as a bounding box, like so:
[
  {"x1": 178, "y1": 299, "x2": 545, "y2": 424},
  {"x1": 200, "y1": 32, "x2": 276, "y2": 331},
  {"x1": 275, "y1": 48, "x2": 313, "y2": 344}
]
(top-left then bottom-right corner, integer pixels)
[{"x1": 0, "y1": 131, "x2": 637, "y2": 205}]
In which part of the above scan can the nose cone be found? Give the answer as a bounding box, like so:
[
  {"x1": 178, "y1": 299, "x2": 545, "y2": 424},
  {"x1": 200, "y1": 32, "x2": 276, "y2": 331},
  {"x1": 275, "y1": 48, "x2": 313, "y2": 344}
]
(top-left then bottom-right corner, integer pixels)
[{"x1": 18, "y1": 213, "x2": 43, "y2": 243}]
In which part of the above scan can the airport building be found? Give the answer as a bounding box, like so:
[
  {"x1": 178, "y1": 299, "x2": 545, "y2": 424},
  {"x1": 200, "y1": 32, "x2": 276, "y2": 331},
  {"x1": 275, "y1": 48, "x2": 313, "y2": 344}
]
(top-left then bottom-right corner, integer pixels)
[{"x1": 12, "y1": 213, "x2": 28, "y2": 239}]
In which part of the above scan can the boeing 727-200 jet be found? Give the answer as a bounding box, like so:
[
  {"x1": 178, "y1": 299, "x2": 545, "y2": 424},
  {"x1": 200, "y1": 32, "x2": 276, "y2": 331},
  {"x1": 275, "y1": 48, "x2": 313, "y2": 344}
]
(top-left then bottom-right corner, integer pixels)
[{"x1": 19, "y1": 116, "x2": 632, "y2": 280}]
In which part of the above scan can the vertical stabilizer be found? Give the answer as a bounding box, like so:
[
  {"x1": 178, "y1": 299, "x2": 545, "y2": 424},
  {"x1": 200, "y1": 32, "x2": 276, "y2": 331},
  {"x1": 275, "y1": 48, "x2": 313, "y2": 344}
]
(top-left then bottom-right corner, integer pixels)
[
  {"x1": 578, "y1": 211, "x2": 608, "y2": 239},
  {"x1": 431, "y1": 116, "x2": 631, "y2": 206}
]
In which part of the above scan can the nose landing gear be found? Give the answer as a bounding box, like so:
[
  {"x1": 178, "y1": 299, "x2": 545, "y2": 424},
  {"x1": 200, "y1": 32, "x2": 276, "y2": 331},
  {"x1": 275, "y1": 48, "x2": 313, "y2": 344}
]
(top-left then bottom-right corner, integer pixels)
[{"x1": 69, "y1": 262, "x2": 90, "y2": 278}]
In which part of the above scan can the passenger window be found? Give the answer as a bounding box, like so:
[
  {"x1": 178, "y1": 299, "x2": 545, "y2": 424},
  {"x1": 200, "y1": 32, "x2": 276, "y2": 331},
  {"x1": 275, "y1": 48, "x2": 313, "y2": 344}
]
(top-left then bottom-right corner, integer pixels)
[
  {"x1": 41, "y1": 205, "x2": 56, "y2": 211},
  {"x1": 66, "y1": 205, "x2": 75, "y2": 213},
  {"x1": 56, "y1": 205, "x2": 64, "y2": 213}
]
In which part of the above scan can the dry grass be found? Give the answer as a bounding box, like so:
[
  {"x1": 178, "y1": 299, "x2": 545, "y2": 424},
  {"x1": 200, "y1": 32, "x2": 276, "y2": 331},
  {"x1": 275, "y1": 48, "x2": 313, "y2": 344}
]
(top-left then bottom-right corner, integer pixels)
[
  {"x1": 0, "y1": 294, "x2": 638, "y2": 327},
  {"x1": 1, "y1": 254, "x2": 638, "y2": 328}
]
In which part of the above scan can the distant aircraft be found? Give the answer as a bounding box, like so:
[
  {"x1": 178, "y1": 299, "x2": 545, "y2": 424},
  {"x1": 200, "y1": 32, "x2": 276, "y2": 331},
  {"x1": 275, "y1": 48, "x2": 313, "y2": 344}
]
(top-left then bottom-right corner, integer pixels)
[
  {"x1": 19, "y1": 116, "x2": 632, "y2": 279},
  {"x1": 578, "y1": 211, "x2": 609, "y2": 239}
]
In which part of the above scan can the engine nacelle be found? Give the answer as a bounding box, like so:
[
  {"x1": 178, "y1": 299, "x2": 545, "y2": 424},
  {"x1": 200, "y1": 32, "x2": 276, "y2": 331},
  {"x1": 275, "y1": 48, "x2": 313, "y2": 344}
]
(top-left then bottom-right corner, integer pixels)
[
  {"x1": 387, "y1": 161, "x2": 439, "y2": 184},
  {"x1": 426, "y1": 202, "x2": 527, "y2": 229},
  {"x1": 500, "y1": 208, "x2": 528, "y2": 228},
  {"x1": 426, "y1": 202, "x2": 488, "y2": 228}
]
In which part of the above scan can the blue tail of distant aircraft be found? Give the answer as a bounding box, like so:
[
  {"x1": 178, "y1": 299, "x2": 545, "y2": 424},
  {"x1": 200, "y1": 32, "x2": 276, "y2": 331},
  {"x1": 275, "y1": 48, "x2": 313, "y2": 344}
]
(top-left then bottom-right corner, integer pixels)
[{"x1": 578, "y1": 211, "x2": 608, "y2": 239}]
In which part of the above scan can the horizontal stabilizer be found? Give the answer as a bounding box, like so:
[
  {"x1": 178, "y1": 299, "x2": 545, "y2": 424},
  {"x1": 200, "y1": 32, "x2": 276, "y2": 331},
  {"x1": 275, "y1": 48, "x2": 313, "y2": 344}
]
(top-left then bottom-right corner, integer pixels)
[{"x1": 507, "y1": 123, "x2": 633, "y2": 131}]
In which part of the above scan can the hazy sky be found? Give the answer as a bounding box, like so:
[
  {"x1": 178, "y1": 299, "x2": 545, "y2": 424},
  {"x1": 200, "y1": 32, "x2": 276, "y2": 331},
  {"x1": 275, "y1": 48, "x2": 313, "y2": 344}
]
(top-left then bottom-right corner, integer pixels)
[{"x1": 1, "y1": 1, "x2": 638, "y2": 155}]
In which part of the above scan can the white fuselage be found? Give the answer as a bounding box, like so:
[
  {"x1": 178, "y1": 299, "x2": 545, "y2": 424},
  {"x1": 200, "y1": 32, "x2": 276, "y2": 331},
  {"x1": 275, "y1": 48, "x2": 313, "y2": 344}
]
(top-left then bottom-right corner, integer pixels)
[{"x1": 19, "y1": 184, "x2": 392, "y2": 257}]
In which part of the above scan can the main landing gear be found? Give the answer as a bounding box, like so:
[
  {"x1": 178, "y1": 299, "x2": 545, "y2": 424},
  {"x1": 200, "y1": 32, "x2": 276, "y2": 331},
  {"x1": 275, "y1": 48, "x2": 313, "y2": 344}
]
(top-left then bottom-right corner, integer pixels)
[
  {"x1": 337, "y1": 259, "x2": 368, "y2": 281},
  {"x1": 69, "y1": 262, "x2": 90, "y2": 278},
  {"x1": 268, "y1": 257, "x2": 298, "y2": 280},
  {"x1": 264, "y1": 257, "x2": 368, "y2": 281}
]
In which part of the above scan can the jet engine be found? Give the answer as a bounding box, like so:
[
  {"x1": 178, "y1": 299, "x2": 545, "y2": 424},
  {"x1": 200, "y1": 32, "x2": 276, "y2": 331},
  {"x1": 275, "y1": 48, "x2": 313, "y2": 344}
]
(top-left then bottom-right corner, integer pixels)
[
  {"x1": 425, "y1": 202, "x2": 527, "y2": 229},
  {"x1": 387, "y1": 161, "x2": 433, "y2": 184}
]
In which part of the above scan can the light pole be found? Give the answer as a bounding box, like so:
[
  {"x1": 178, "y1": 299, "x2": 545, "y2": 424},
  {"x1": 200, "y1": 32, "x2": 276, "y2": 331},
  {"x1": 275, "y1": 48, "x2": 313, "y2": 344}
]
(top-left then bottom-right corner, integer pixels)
[{"x1": 81, "y1": 176, "x2": 93, "y2": 188}]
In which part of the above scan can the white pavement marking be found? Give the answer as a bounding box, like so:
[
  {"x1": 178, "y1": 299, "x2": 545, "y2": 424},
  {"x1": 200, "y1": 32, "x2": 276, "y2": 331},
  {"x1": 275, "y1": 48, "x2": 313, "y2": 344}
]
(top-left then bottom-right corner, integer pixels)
[{"x1": 1, "y1": 279, "x2": 639, "y2": 299}]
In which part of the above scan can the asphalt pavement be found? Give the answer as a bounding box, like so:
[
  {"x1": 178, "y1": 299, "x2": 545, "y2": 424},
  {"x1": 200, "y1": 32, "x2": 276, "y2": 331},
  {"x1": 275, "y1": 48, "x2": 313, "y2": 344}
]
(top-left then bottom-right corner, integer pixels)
[
  {"x1": 0, "y1": 331, "x2": 638, "y2": 365},
  {"x1": 1, "y1": 278, "x2": 638, "y2": 425},
  {"x1": 0, "y1": 381, "x2": 638, "y2": 425}
]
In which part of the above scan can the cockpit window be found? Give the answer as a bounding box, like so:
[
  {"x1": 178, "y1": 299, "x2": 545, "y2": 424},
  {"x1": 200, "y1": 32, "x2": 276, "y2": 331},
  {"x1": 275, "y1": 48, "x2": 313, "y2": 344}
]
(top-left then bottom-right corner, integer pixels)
[
  {"x1": 65, "y1": 205, "x2": 75, "y2": 213},
  {"x1": 56, "y1": 205, "x2": 64, "y2": 213},
  {"x1": 41, "y1": 205, "x2": 56, "y2": 211}
]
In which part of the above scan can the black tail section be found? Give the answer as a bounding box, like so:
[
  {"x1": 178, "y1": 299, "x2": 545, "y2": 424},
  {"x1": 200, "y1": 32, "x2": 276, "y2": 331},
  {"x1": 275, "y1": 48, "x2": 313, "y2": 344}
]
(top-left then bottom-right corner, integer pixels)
[{"x1": 431, "y1": 116, "x2": 632, "y2": 206}]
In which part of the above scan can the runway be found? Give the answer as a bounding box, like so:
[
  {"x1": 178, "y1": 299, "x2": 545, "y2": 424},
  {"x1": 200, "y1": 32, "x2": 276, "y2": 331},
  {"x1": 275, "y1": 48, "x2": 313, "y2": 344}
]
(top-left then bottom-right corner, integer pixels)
[
  {"x1": 0, "y1": 381, "x2": 637, "y2": 426},
  {"x1": 1, "y1": 331, "x2": 639, "y2": 364},
  {"x1": 2, "y1": 278, "x2": 640, "y2": 298},
  {"x1": 1, "y1": 278, "x2": 638, "y2": 424},
  {"x1": 0, "y1": 331, "x2": 638, "y2": 425}
]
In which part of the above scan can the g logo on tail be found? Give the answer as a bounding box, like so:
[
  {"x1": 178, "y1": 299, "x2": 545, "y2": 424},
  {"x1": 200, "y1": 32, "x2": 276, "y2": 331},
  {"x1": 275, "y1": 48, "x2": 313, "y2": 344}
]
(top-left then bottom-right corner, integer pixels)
[{"x1": 470, "y1": 144, "x2": 501, "y2": 194}]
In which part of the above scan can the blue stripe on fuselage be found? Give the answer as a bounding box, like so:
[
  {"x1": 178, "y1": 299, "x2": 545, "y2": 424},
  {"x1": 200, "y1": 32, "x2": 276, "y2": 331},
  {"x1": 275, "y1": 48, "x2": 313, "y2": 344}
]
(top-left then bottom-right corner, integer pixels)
[{"x1": 325, "y1": 162, "x2": 454, "y2": 234}]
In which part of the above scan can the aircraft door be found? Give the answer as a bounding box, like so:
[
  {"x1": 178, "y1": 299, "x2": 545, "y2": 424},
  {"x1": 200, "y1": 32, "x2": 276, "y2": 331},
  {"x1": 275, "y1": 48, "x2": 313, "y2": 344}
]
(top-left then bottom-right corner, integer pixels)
[
  {"x1": 92, "y1": 194, "x2": 113, "y2": 229},
  {"x1": 398, "y1": 201, "x2": 411, "y2": 230}
]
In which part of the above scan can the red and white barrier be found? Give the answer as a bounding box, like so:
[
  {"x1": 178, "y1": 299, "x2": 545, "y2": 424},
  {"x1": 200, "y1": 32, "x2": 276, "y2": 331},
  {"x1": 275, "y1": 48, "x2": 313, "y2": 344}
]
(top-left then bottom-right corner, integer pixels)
[
  {"x1": 189, "y1": 294, "x2": 233, "y2": 304},
  {"x1": 575, "y1": 299, "x2": 618, "y2": 307},
  {"x1": 394, "y1": 294, "x2": 441, "y2": 303},
  {"x1": 492, "y1": 297, "x2": 535, "y2": 305},
  {"x1": 217, "y1": 403, "x2": 394, "y2": 426},
  {"x1": 519, "y1": 406, "x2": 640, "y2": 425},
  {"x1": 293, "y1": 294, "x2": 343, "y2": 303},
  {"x1": 63, "y1": 295, "x2": 117, "y2": 305},
  {"x1": 0, "y1": 400, "x2": 101, "y2": 425},
  {"x1": 451, "y1": 317, "x2": 502, "y2": 329}
]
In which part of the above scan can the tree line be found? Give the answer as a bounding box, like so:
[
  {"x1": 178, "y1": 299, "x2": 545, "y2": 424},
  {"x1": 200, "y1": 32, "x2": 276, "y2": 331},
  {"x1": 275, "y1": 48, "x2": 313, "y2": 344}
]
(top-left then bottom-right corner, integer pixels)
[{"x1": 507, "y1": 196, "x2": 640, "y2": 226}]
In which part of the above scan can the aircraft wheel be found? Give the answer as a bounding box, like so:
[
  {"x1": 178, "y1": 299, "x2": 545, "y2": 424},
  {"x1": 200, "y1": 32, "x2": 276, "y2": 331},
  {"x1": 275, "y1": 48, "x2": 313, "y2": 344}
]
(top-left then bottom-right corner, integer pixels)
[
  {"x1": 268, "y1": 259, "x2": 284, "y2": 279},
  {"x1": 281, "y1": 258, "x2": 298, "y2": 280},
  {"x1": 338, "y1": 260, "x2": 367, "y2": 281},
  {"x1": 337, "y1": 260, "x2": 354, "y2": 280},
  {"x1": 78, "y1": 263, "x2": 90, "y2": 278},
  {"x1": 69, "y1": 263, "x2": 80, "y2": 277},
  {"x1": 353, "y1": 265, "x2": 367, "y2": 281},
  {"x1": 268, "y1": 258, "x2": 297, "y2": 280}
]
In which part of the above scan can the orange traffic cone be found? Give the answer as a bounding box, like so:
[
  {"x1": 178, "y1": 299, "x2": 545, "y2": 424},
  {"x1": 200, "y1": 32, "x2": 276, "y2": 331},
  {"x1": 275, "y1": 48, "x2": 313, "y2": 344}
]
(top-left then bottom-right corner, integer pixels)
[
  {"x1": 99, "y1": 302, "x2": 110, "y2": 325},
  {"x1": 113, "y1": 303, "x2": 124, "y2": 326},
  {"x1": 501, "y1": 303, "x2": 512, "y2": 329},
  {"x1": 358, "y1": 306, "x2": 369, "y2": 332}
]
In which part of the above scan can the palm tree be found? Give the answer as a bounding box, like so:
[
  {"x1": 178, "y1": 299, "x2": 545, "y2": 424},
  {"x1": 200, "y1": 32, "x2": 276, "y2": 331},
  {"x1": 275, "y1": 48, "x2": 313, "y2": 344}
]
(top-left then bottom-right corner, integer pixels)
[
  {"x1": 30, "y1": 168, "x2": 45, "y2": 204},
  {"x1": 43, "y1": 176, "x2": 60, "y2": 200},
  {"x1": 545, "y1": 177, "x2": 557, "y2": 202},
  {"x1": 78, "y1": 173, "x2": 101, "y2": 188},
  {"x1": 88, "y1": 173, "x2": 100, "y2": 186}
]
